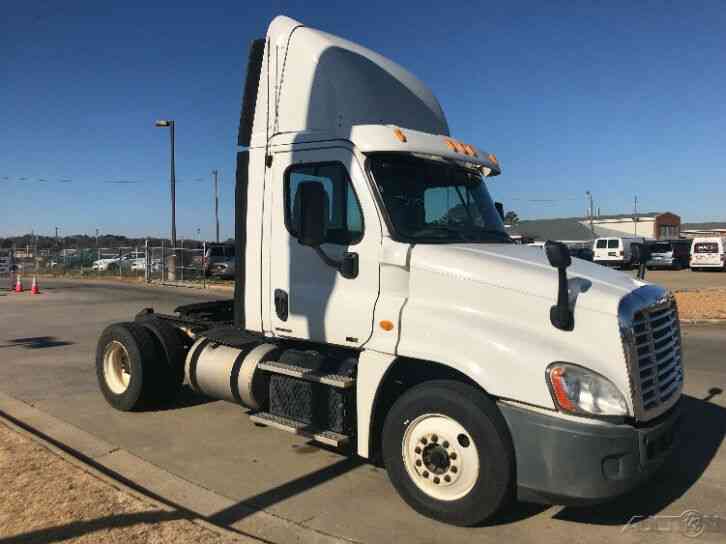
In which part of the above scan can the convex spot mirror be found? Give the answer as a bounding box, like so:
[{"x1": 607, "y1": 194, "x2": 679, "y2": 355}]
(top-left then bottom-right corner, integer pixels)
[{"x1": 294, "y1": 181, "x2": 329, "y2": 247}]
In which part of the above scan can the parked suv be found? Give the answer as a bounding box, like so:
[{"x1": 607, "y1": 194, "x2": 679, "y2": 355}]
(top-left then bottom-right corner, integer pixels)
[
  {"x1": 203, "y1": 244, "x2": 235, "y2": 277},
  {"x1": 646, "y1": 240, "x2": 691, "y2": 270}
]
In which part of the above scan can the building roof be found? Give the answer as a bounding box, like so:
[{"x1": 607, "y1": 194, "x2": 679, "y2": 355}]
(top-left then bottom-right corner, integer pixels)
[
  {"x1": 682, "y1": 222, "x2": 726, "y2": 231},
  {"x1": 508, "y1": 218, "x2": 595, "y2": 242}
]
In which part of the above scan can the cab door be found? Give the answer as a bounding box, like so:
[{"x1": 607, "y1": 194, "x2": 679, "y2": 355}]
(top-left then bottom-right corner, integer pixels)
[{"x1": 267, "y1": 146, "x2": 381, "y2": 347}]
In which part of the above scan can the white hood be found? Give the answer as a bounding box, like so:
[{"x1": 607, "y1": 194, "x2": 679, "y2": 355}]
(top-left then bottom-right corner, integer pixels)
[
  {"x1": 393, "y1": 242, "x2": 646, "y2": 411},
  {"x1": 409, "y1": 243, "x2": 645, "y2": 316}
]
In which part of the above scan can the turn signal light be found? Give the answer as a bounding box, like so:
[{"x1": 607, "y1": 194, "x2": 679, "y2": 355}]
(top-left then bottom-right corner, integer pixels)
[
  {"x1": 393, "y1": 128, "x2": 407, "y2": 142},
  {"x1": 548, "y1": 367, "x2": 577, "y2": 412}
]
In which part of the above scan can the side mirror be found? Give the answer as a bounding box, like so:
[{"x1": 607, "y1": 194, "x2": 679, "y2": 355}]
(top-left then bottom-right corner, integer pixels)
[
  {"x1": 545, "y1": 241, "x2": 572, "y2": 269},
  {"x1": 495, "y1": 201, "x2": 504, "y2": 221},
  {"x1": 294, "y1": 181, "x2": 328, "y2": 247},
  {"x1": 545, "y1": 241, "x2": 574, "y2": 331}
]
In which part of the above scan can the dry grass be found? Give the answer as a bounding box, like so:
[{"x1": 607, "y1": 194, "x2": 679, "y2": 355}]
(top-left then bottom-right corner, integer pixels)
[
  {"x1": 675, "y1": 289, "x2": 726, "y2": 320},
  {"x1": 0, "y1": 422, "x2": 244, "y2": 544}
]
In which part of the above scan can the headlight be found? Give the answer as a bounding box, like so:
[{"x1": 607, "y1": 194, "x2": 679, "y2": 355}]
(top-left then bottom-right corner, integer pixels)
[{"x1": 546, "y1": 363, "x2": 628, "y2": 417}]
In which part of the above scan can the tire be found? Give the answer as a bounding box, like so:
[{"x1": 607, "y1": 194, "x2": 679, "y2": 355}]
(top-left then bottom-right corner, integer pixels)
[
  {"x1": 382, "y1": 380, "x2": 514, "y2": 526},
  {"x1": 96, "y1": 322, "x2": 162, "y2": 411},
  {"x1": 136, "y1": 317, "x2": 188, "y2": 403}
]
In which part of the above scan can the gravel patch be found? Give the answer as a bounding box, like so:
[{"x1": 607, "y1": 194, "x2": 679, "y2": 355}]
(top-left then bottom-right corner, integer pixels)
[{"x1": 0, "y1": 421, "x2": 243, "y2": 544}]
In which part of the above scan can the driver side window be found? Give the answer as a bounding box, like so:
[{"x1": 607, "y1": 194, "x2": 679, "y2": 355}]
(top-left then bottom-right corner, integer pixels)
[{"x1": 285, "y1": 162, "x2": 364, "y2": 245}]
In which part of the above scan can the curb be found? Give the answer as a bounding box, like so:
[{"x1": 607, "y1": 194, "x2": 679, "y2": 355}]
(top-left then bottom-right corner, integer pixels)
[{"x1": 0, "y1": 392, "x2": 347, "y2": 544}]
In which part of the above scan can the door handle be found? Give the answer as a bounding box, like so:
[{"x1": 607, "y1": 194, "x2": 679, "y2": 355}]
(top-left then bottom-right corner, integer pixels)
[{"x1": 274, "y1": 289, "x2": 288, "y2": 321}]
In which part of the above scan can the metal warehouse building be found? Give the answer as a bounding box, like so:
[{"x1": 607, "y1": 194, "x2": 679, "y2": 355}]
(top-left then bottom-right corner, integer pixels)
[{"x1": 508, "y1": 212, "x2": 681, "y2": 243}]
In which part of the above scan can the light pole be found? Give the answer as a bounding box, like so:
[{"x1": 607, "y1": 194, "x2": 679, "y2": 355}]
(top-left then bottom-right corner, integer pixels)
[
  {"x1": 585, "y1": 191, "x2": 594, "y2": 239},
  {"x1": 212, "y1": 169, "x2": 220, "y2": 243},
  {"x1": 155, "y1": 120, "x2": 177, "y2": 248}
]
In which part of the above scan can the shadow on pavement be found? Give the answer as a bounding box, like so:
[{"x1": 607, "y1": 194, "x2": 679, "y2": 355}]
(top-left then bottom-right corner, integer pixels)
[
  {"x1": 0, "y1": 337, "x2": 74, "y2": 349},
  {"x1": 209, "y1": 457, "x2": 364, "y2": 525},
  {"x1": 553, "y1": 391, "x2": 725, "y2": 526},
  {"x1": 151, "y1": 386, "x2": 217, "y2": 411},
  {"x1": 0, "y1": 510, "x2": 189, "y2": 544}
]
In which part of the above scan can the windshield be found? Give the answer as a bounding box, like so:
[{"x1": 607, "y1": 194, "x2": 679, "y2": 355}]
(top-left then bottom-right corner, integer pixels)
[
  {"x1": 694, "y1": 242, "x2": 719, "y2": 253},
  {"x1": 368, "y1": 154, "x2": 511, "y2": 244},
  {"x1": 651, "y1": 243, "x2": 672, "y2": 254}
]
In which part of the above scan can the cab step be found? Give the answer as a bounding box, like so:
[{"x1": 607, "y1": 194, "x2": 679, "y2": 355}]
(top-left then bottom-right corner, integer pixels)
[
  {"x1": 257, "y1": 360, "x2": 354, "y2": 389},
  {"x1": 249, "y1": 412, "x2": 350, "y2": 447}
]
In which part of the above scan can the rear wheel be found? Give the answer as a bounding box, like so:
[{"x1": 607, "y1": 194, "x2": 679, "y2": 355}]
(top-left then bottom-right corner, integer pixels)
[
  {"x1": 96, "y1": 322, "x2": 161, "y2": 411},
  {"x1": 382, "y1": 380, "x2": 514, "y2": 526}
]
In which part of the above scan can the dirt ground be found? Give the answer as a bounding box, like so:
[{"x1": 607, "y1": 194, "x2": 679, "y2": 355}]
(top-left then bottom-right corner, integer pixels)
[
  {"x1": 0, "y1": 421, "x2": 243, "y2": 544},
  {"x1": 675, "y1": 289, "x2": 726, "y2": 320}
]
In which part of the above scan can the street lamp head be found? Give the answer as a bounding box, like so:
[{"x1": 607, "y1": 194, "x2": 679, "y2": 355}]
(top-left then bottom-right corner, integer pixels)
[{"x1": 155, "y1": 120, "x2": 173, "y2": 128}]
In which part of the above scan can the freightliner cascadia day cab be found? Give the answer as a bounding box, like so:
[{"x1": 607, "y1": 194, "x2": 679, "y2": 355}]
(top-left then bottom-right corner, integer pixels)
[{"x1": 96, "y1": 16, "x2": 682, "y2": 526}]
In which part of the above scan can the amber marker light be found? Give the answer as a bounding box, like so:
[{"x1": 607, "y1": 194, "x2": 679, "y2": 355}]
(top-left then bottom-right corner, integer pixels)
[
  {"x1": 380, "y1": 320, "x2": 394, "y2": 331},
  {"x1": 548, "y1": 366, "x2": 577, "y2": 412},
  {"x1": 444, "y1": 138, "x2": 457, "y2": 151},
  {"x1": 463, "y1": 144, "x2": 477, "y2": 157},
  {"x1": 487, "y1": 153, "x2": 499, "y2": 165},
  {"x1": 393, "y1": 128, "x2": 407, "y2": 142}
]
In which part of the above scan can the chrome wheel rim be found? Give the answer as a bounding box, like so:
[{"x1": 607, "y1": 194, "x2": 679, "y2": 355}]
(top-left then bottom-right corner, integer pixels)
[
  {"x1": 103, "y1": 341, "x2": 131, "y2": 394},
  {"x1": 402, "y1": 413, "x2": 479, "y2": 501}
]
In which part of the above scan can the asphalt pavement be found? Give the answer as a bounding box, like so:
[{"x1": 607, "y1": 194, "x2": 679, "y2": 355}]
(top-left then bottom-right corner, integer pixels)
[{"x1": 1, "y1": 278, "x2": 725, "y2": 543}]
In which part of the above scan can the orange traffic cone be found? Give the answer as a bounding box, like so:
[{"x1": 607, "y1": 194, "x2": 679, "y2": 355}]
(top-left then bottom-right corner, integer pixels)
[
  {"x1": 14, "y1": 275, "x2": 23, "y2": 293},
  {"x1": 31, "y1": 276, "x2": 40, "y2": 295}
]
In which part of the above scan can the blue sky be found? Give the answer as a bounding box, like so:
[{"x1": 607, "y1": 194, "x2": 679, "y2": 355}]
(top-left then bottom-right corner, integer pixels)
[{"x1": 1, "y1": 1, "x2": 724, "y2": 239}]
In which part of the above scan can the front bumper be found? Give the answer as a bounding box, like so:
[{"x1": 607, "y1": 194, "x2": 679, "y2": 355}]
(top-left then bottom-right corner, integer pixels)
[
  {"x1": 594, "y1": 259, "x2": 626, "y2": 267},
  {"x1": 647, "y1": 257, "x2": 675, "y2": 268},
  {"x1": 499, "y1": 400, "x2": 680, "y2": 505}
]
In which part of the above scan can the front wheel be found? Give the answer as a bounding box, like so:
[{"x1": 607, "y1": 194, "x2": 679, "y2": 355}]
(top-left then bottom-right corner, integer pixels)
[{"x1": 382, "y1": 380, "x2": 514, "y2": 526}]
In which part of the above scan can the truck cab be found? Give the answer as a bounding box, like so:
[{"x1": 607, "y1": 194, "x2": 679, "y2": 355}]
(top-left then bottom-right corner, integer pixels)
[{"x1": 96, "y1": 15, "x2": 682, "y2": 526}]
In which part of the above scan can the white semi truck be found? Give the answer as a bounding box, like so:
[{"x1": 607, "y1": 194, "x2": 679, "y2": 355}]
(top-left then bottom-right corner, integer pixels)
[{"x1": 96, "y1": 16, "x2": 682, "y2": 526}]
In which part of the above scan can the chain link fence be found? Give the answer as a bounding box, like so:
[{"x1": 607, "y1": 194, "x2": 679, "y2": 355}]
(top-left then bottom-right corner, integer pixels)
[{"x1": 2, "y1": 241, "x2": 233, "y2": 289}]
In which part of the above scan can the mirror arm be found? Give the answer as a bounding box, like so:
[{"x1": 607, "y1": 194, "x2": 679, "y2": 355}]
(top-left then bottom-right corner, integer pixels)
[
  {"x1": 313, "y1": 246, "x2": 358, "y2": 279},
  {"x1": 550, "y1": 266, "x2": 574, "y2": 331},
  {"x1": 314, "y1": 246, "x2": 340, "y2": 268}
]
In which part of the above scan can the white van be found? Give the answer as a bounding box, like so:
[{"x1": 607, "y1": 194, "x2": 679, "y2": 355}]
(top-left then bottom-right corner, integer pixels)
[
  {"x1": 690, "y1": 237, "x2": 726, "y2": 271},
  {"x1": 593, "y1": 237, "x2": 644, "y2": 268}
]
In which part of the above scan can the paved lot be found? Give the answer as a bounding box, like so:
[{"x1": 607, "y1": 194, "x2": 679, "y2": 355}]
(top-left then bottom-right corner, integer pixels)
[{"x1": 1, "y1": 278, "x2": 725, "y2": 543}]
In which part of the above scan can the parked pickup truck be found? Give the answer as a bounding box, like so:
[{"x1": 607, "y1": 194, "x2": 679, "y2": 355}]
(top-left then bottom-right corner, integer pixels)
[{"x1": 95, "y1": 15, "x2": 682, "y2": 526}]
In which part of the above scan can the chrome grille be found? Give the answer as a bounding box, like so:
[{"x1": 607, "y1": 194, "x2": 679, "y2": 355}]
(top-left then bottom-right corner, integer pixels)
[{"x1": 619, "y1": 285, "x2": 683, "y2": 420}]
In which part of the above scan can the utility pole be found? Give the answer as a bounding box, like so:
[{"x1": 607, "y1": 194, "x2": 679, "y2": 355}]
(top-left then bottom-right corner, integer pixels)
[
  {"x1": 212, "y1": 169, "x2": 220, "y2": 243},
  {"x1": 633, "y1": 195, "x2": 638, "y2": 237},
  {"x1": 586, "y1": 191, "x2": 594, "y2": 239}
]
